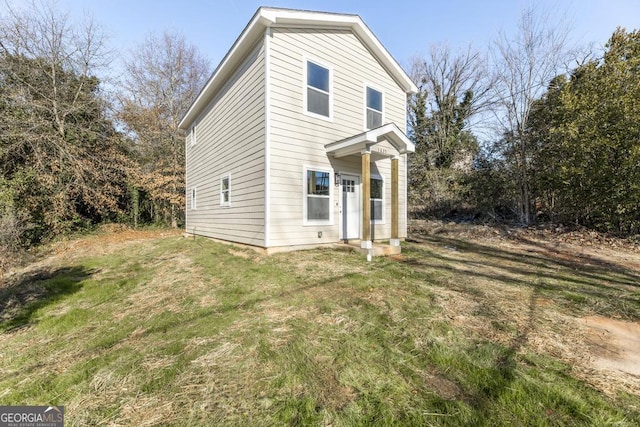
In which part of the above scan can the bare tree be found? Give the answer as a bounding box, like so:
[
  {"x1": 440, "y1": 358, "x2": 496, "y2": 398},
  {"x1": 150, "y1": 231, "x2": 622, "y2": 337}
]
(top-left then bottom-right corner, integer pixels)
[
  {"x1": 119, "y1": 31, "x2": 210, "y2": 228},
  {"x1": 0, "y1": 0, "x2": 129, "y2": 240},
  {"x1": 409, "y1": 44, "x2": 493, "y2": 169},
  {"x1": 490, "y1": 6, "x2": 572, "y2": 224},
  {"x1": 414, "y1": 44, "x2": 494, "y2": 123},
  {"x1": 0, "y1": 0, "x2": 111, "y2": 132}
]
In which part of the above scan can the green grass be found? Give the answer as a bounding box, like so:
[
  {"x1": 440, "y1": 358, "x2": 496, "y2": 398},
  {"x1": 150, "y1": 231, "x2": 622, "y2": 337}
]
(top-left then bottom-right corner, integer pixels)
[{"x1": 0, "y1": 228, "x2": 639, "y2": 425}]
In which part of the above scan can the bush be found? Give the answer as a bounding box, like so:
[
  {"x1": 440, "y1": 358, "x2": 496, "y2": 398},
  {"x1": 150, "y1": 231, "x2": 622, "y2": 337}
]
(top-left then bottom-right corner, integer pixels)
[
  {"x1": 409, "y1": 168, "x2": 470, "y2": 218},
  {"x1": 0, "y1": 207, "x2": 33, "y2": 278},
  {"x1": 462, "y1": 161, "x2": 519, "y2": 222}
]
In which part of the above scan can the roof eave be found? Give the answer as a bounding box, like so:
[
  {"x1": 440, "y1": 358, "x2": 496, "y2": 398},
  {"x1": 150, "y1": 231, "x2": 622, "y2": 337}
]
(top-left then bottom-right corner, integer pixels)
[
  {"x1": 178, "y1": 10, "x2": 274, "y2": 130},
  {"x1": 325, "y1": 123, "x2": 415, "y2": 158},
  {"x1": 349, "y1": 21, "x2": 418, "y2": 95}
]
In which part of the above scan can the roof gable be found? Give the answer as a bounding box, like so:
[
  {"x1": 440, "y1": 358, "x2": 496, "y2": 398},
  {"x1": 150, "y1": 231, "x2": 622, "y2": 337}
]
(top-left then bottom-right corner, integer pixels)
[
  {"x1": 325, "y1": 123, "x2": 416, "y2": 158},
  {"x1": 179, "y1": 7, "x2": 417, "y2": 130}
]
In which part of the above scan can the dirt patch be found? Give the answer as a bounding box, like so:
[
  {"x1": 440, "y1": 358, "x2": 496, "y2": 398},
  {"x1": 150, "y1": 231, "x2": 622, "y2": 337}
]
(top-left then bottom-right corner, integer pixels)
[
  {"x1": 1, "y1": 227, "x2": 180, "y2": 289},
  {"x1": 423, "y1": 370, "x2": 464, "y2": 401},
  {"x1": 579, "y1": 316, "x2": 640, "y2": 376},
  {"x1": 48, "y1": 227, "x2": 181, "y2": 261}
]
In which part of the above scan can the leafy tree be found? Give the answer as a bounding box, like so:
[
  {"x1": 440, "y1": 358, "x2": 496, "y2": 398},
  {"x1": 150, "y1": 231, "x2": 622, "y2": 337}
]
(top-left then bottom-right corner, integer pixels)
[
  {"x1": 409, "y1": 45, "x2": 490, "y2": 170},
  {"x1": 118, "y1": 31, "x2": 210, "y2": 228},
  {"x1": 529, "y1": 28, "x2": 640, "y2": 233}
]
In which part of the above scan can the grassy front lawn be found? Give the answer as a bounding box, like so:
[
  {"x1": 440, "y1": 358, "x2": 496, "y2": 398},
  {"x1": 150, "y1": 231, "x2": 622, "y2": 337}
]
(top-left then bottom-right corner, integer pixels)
[{"x1": 1, "y1": 227, "x2": 638, "y2": 425}]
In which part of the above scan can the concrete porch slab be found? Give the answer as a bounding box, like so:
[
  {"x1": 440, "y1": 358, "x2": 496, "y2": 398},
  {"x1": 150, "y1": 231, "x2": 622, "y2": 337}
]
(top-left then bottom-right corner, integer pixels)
[{"x1": 337, "y1": 240, "x2": 402, "y2": 257}]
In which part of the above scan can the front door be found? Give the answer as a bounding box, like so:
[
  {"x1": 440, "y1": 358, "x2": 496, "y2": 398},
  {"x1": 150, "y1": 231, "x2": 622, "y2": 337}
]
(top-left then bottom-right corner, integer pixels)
[{"x1": 341, "y1": 175, "x2": 360, "y2": 241}]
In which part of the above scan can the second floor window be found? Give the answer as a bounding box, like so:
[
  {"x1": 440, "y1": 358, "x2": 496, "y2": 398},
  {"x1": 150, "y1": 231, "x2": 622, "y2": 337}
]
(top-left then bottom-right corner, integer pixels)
[
  {"x1": 190, "y1": 125, "x2": 196, "y2": 146},
  {"x1": 306, "y1": 61, "x2": 331, "y2": 118},
  {"x1": 366, "y1": 86, "x2": 383, "y2": 129}
]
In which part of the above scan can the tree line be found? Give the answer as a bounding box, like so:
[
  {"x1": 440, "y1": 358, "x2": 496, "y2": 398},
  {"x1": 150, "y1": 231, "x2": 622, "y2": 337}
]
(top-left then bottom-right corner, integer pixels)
[
  {"x1": 0, "y1": 1, "x2": 209, "y2": 255},
  {"x1": 409, "y1": 8, "x2": 640, "y2": 236},
  {"x1": 1, "y1": 2, "x2": 638, "y2": 258}
]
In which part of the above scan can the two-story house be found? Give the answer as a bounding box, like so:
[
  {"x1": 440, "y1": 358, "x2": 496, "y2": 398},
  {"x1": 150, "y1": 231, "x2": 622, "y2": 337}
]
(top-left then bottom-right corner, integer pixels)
[{"x1": 179, "y1": 7, "x2": 417, "y2": 256}]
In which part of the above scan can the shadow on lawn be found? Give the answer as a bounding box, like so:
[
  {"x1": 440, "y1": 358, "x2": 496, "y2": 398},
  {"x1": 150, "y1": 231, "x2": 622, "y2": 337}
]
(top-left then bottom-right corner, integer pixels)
[
  {"x1": 0, "y1": 266, "x2": 94, "y2": 333},
  {"x1": 462, "y1": 286, "x2": 544, "y2": 423},
  {"x1": 402, "y1": 234, "x2": 640, "y2": 320},
  {"x1": 400, "y1": 236, "x2": 624, "y2": 422},
  {"x1": 414, "y1": 234, "x2": 640, "y2": 289}
]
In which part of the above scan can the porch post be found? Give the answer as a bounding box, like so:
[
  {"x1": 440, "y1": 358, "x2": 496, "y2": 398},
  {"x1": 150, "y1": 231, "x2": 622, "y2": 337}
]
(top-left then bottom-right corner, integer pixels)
[
  {"x1": 391, "y1": 156, "x2": 400, "y2": 247},
  {"x1": 361, "y1": 149, "x2": 372, "y2": 249}
]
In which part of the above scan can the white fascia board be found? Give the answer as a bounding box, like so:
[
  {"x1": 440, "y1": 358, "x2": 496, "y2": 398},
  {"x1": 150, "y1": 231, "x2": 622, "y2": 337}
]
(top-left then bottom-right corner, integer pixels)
[
  {"x1": 179, "y1": 11, "x2": 275, "y2": 130},
  {"x1": 351, "y1": 24, "x2": 418, "y2": 95},
  {"x1": 371, "y1": 124, "x2": 415, "y2": 154},
  {"x1": 325, "y1": 133, "x2": 374, "y2": 157},
  {"x1": 326, "y1": 123, "x2": 415, "y2": 157}
]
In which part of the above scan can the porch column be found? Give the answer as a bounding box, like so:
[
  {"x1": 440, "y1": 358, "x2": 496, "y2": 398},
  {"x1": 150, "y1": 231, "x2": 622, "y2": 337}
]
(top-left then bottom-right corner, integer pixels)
[
  {"x1": 361, "y1": 149, "x2": 372, "y2": 249},
  {"x1": 391, "y1": 156, "x2": 400, "y2": 247}
]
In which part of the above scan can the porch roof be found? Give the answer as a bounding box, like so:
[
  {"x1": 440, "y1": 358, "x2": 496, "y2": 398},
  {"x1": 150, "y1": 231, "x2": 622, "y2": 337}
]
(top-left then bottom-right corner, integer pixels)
[{"x1": 325, "y1": 123, "x2": 415, "y2": 158}]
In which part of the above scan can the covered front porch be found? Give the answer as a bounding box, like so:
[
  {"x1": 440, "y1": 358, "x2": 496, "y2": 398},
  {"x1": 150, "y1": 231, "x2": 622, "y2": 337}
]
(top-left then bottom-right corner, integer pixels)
[{"x1": 325, "y1": 123, "x2": 415, "y2": 259}]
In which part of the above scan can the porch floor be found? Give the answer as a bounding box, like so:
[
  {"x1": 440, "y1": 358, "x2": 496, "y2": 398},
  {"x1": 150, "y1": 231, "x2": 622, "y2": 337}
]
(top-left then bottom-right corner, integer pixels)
[{"x1": 337, "y1": 240, "x2": 401, "y2": 257}]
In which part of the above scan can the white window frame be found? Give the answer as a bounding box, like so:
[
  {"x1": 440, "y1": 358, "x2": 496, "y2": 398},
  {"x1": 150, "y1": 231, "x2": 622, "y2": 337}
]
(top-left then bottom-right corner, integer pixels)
[
  {"x1": 364, "y1": 84, "x2": 384, "y2": 130},
  {"x1": 303, "y1": 58, "x2": 333, "y2": 121},
  {"x1": 220, "y1": 174, "x2": 231, "y2": 206},
  {"x1": 370, "y1": 174, "x2": 385, "y2": 224},
  {"x1": 190, "y1": 187, "x2": 197, "y2": 210},
  {"x1": 303, "y1": 165, "x2": 333, "y2": 226}
]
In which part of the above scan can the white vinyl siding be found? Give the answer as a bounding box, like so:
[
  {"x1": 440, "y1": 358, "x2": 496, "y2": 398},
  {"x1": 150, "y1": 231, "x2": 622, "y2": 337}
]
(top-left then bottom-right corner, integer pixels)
[
  {"x1": 185, "y1": 41, "x2": 266, "y2": 245},
  {"x1": 267, "y1": 27, "x2": 408, "y2": 246},
  {"x1": 189, "y1": 125, "x2": 197, "y2": 147}
]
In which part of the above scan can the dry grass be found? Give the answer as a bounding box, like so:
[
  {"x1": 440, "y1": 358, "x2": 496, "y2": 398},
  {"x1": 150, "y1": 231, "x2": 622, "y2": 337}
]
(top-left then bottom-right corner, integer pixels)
[
  {"x1": 409, "y1": 220, "x2": 640, "y2": 397},
  {"x1": 0, "y1": 223, "x2": 639, "y2": 425}
]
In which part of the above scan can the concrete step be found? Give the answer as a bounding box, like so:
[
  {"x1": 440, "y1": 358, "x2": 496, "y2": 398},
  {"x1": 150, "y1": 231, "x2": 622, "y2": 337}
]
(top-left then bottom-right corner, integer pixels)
[{"x1": 337, "y1": 240, "x2": 402, "y2": 257}]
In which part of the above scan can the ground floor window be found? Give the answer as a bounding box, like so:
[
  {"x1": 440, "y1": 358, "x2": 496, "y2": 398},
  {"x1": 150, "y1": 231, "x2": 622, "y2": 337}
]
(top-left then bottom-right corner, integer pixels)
[
  {"x1": 371, "y1": 177, "x2": 383, "y2": 222},
  {"x1": 220, "y1": 174, "x2": 230, "y2": 206},
  {"x1": 305, "y1": 167, "x2": 331, "y2": 224}
]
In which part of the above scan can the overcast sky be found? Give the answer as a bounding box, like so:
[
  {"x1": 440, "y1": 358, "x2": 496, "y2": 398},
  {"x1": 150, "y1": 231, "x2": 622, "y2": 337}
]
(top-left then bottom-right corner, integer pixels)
[{"x1": 4, "y1": 0, "x2": 636, "y2": 73}]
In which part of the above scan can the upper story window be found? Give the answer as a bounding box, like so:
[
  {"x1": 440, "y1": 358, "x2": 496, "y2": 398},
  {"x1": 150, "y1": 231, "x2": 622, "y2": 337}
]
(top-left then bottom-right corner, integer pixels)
[
  {"x1": 189, "y1": 125, "x2": 197, "y2": 147},
  {"x1": 306, "y1": 60, "x2": 331, "y2": 119},
  {"x1": 366, "y1": 86, "x2": 383, "y2": 129}
]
